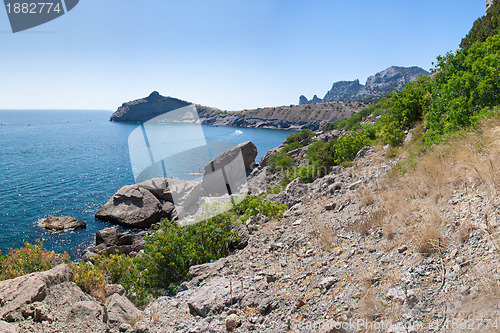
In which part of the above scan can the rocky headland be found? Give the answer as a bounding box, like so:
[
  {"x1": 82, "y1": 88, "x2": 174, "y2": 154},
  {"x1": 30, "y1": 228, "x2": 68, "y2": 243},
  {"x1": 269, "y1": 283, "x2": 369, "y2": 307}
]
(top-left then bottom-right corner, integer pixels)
[{"x1": 110, "y1": 92, "x2": 370, "y2": 131}]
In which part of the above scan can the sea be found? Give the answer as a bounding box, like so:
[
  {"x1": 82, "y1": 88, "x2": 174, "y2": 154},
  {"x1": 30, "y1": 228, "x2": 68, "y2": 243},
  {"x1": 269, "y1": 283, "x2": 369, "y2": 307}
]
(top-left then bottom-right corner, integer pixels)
[{"x1": 0, "y1": 110, "x2": 291, "y2": 258}]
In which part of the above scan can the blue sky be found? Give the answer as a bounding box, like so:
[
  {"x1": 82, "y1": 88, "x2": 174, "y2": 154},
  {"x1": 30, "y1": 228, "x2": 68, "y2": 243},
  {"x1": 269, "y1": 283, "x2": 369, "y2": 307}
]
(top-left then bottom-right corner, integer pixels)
[{"x1": 0, "y1": 0, "x2": 486, "y2": 110}]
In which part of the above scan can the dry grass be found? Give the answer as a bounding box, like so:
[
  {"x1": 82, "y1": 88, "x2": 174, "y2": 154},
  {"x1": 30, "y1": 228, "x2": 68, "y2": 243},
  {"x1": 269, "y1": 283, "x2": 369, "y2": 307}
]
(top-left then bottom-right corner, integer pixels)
[
  {"x1": 351, "y1": 209, "x2": 386, "y2": 236},
  {"x1": 311, "y1": 221, "x2": 337, "y2": 252},
  {"x1": 359, "y1": 191, "x2": 376, "y2": 208},
  {"x1": 458, "y1": 221, "x2": 474, "y2": 244},
  {"x1": 375, "y1": 119, "x2": 500, "y2": 252},
  {"x1": 414, "y1": 221, "x2": 445, "y2": 254},
  {"x1": 358, "y1": 288, "x2": 383, "y2": 322}
]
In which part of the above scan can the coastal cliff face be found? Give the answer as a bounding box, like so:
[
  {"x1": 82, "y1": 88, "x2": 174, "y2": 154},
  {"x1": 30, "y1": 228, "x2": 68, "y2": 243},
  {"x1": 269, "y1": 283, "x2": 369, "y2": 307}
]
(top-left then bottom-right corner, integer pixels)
[
  {"x1": 110, "y1": 92, "x2": 373, "y2": 130},
  {"x1": 300, "y1": 66, "x2": 430, "y2": 104}
]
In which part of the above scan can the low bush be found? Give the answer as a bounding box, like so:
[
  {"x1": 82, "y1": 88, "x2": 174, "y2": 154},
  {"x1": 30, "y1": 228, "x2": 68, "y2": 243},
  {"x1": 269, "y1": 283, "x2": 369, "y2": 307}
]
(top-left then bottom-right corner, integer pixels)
[
  {"x1": 0, "y1": 241, "x2": 69, "y2": 281},
  {"x1": 285, "y1": 129, "x2": 314, "y2": 144}
]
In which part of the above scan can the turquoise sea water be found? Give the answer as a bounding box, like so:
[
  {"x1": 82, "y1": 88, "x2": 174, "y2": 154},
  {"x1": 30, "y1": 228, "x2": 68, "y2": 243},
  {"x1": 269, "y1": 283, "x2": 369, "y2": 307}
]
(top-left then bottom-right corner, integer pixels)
[{"x1": 0, "y1": 110, "x2": 291, "y2": 257}]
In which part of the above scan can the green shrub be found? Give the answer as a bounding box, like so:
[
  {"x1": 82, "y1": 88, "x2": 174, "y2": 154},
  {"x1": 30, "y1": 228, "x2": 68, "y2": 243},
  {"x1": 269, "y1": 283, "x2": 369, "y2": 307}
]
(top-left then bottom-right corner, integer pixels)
[
  {"x1": 0, "y1": 241, "x2": 70, "y2": 281},
  {"x1": 268, "y1": 150, "x2": 295, "y2": 173},
  {"x1": 71, "y1": 261, "x2": 107, "y2": 296},
  {"x1": 460, "y1": 0, "x2": 500, "y2": 50},
  {"x1": 285, "y1": 129, "x2": 314, "y2": 144}
]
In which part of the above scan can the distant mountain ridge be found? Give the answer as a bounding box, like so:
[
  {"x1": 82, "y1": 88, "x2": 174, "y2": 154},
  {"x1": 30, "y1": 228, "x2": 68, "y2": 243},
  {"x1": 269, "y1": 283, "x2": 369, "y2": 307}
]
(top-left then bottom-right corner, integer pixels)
[{"x1": 299, "y1": 66, "x2": 429, "y2": 105}]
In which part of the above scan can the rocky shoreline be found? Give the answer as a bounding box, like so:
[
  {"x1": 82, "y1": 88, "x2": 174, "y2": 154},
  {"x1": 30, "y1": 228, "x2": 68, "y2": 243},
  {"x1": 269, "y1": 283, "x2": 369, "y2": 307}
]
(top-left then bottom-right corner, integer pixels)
[
  {"x1": 109, "y1": 91, "x2": 368, "y2": 131},
  {"x1": 4, "y1": 123, "x2": 500, "y2": 332}
]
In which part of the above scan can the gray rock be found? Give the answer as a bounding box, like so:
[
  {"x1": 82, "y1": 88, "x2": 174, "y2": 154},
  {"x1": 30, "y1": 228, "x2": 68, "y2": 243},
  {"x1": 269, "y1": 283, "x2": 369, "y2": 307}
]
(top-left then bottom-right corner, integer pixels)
[
  {"x1": 95, "y1": 186, "x2": 163, "y2": 228},
  {"x1": 230, "y1": 224, "x2": 250, "y2": 250},
  {"x1": 318, "y1": 277, "x2": 338, "y2": 290},
  {"x1": 247, "y1": 166, "x2": 273, "y2": 195},
  {"x1": 133, "y1": 320, "x2": 150, "y2": 333},
  {"x1": 0, "y1": 321, "x2": 18, "y2": 333},
  {"x1": 354, "y1": 147, "x2": 374, "y2": 161},
  {"x1": 259, "y1": 145, "x2": 284, "y2": 167},
  {"x1": 187, "y1": 277, "x2": 242, "y2": 318},
  {"x1": 263, "y1": 192, "x2": 290, "y2": 207},
  {"x1": 41, "y1": 216, "x2": 86, "y2": 231},
  {"x1": 105, "y1": 284, "x2": 126, "y2": 297},
  {"x1": 225, "y1": 314, "x2": 241, "y2": 330},
  {"x1": 105, "y1": 293, "x2": 143, "y2": 326},
  {"x1": 328, "y1": 182, "x2": 343, "y2": 193},
  {"x1": 204, "y1": 141, "x2": 257, "y2": 175},
  {"x1": 67, "y1": 301, "x2": 105, "y2": 324},
  {"x1": 258, "y1": 297, "x2": 278, "y2": 315},
  {"x1": 0, "y1": 264, "x2": 73, "y2": 322},
  {"x1": 96, "y1": 177, "x2": 201, "y2": 228},
  {"x1": 96, "y1": 227, "x2": 120, "y2": 246}
]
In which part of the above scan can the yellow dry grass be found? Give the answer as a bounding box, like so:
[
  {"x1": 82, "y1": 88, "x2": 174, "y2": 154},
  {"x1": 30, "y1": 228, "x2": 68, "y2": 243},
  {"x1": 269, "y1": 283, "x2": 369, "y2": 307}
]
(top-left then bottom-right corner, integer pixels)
[{"x1": 376, "y1": 118, "x2": 500, "y2": 252}]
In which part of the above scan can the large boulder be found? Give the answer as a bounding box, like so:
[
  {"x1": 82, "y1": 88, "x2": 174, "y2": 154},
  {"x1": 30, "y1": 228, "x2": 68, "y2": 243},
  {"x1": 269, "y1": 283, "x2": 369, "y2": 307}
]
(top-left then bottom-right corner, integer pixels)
[
  {"x1": 95, "y1": 186, "x2": 163, "y2": 228},
  {"x1": 95, "y1": 178, "x2": 201, "y2": 228},
  {"x1": 105, "y1": 293, "x2": 143, "y2": 327},
  {"x1": 204, "y1": 141, "x2": 257, "y2": 175},
  {"x1": 41, "y1": 216, "x2": 86, "y2": 232},
  {"x1": 201, "y1": 141, "x2": 257, "y2": 197}
]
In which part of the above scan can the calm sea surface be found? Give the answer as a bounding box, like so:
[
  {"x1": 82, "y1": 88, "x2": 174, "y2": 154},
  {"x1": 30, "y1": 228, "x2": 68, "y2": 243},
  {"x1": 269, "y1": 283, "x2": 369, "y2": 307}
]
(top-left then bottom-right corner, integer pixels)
[{"x1": 0, "y1": 110, "x2": 291, "y2": 257}]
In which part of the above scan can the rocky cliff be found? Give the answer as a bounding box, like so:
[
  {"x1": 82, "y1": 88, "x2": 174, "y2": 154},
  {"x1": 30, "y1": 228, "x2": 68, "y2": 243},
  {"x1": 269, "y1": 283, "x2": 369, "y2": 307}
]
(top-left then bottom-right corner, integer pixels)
[
  {"x1": 110, "y1": 92, "x2": 373, "y2": 130},
  {"x1": 300, "y1": 66, "x2": 430, "y2": 104}
]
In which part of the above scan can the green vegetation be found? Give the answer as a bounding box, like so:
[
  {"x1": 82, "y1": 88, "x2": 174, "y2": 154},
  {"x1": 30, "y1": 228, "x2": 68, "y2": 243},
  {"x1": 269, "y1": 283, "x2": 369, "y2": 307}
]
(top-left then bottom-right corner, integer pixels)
[
  {"x1": 268, "y1": 129, "x2": 314, "y2": 173},
  {"x1": 460, "y1": 0, "x2": 500, "y2": 50},
  {"x1": 285, "y1": 129, "x2": 314, "y2": 144},
  {"x1": 0, "y1": 241, "x2": 70, "y2": 281},
  {"x1": 72, "y1": 195, "x2": 286, "y2": 306}
]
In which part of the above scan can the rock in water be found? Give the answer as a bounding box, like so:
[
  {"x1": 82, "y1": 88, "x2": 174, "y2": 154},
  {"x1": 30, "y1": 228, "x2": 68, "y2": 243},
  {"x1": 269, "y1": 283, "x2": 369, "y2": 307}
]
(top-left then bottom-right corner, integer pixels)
[
  {"x1": 41, "y1": 216, "x2": 86, "y2": 231},
  {"x1": 95, "y1": 185, "x2": 163, "y2": 228}
]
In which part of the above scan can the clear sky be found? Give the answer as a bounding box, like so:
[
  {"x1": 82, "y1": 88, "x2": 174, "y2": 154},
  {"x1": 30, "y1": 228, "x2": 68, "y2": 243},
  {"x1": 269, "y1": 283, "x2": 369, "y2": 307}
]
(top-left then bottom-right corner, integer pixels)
[{"x1": 0, "y1": 0, "x2": 486, "y2": 111}]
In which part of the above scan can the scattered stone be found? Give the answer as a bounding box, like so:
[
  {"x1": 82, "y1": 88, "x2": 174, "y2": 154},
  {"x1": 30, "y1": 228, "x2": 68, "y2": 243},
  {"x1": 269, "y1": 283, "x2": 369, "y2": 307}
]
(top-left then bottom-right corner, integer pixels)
[
  {"x1": 295, "y1": 299, "x2": 306, "y2": 309},
  {"x1": 258, "y1": 297, "x2": 277, "y2": 315},
  {"x1": 105, "y1": 284, "x2": 126, "y2": 297},
  {"x1": 319, "y1": 277, "x2": 337, "y2": 290},
  {"x1": 105, "y1": 293, "x2": 143, "y2": 327},
  {"x1": 119, "y1": 323, "x2": 132, "y2": 332},
  {"x1": 397, "y1": 245, "x2": 408, "y2": 253},
  {"x1": 225, "y1": 314, "x2": 241, "y2": 331},
  {"x1": 325, "y1": 203, "x2": 337, "y2": 211}
]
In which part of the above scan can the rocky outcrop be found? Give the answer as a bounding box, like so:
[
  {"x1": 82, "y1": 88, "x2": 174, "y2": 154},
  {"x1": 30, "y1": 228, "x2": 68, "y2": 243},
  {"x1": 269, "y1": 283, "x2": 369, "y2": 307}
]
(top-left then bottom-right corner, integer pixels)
[
  {"x1": 300, "y1": 66, "x2": 429, "y2": 104},
  {"x1": 96, "y1": 141, "x2": 259, "y2": 229},
  {"x1": 41, "y1": 216, "x2": 86, "y2": 232},
  {"x1": 95, "y1": 177, "x2": 201, "y2": 228},
  {"x1": 110, "y1": 91, "x2": 192, "y2": 123},
  {"x1": 0, "y1": 264, "x2": 144, "y2": 332},
  {"x1": 82, "y1": 227, "x2": 146, "y2": 260},
  {"x1": 204, "y1": 141, "x2": 257, "y2": 175}
]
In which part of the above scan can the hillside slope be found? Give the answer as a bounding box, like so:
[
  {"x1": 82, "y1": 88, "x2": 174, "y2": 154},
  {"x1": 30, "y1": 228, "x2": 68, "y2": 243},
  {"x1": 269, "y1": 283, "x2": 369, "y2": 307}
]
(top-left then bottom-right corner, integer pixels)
[{"x1": 137, "y1": 120, "x2": 500, "y2": 332}]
